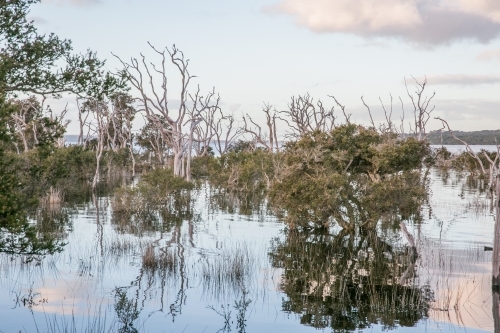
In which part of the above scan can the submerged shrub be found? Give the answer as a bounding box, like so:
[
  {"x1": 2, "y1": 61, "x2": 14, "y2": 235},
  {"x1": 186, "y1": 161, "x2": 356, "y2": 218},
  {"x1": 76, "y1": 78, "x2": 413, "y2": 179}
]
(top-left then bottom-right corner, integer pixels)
[
  {"x1": 8, "y1": 145, "x2": 97, "y2": 204},
  {"x1": 205, "y1": 149, "x2": 276, "y2": 193},
  {"x1": 269, "y1": 125, "x2": 429, "y2": 230},
  {"x1": 113, "y1": 169, "x2": 193, "y2": 212}
]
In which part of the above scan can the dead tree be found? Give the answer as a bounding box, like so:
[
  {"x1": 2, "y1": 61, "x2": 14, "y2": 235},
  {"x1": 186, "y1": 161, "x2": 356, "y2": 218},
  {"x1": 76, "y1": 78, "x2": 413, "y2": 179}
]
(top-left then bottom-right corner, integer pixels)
[
  {"x1": 46, "y1": 103, "x2": 70, "y2": 148},
  {"x1": 79, "y1": 98, "x2": 109, "y2": 189},
  {"x1": 212, "y1": 112, "x2": 242, "y2": 155},
  {"x1": 361, "y1": 95, "x2": 399, "y2": 134},
  {"x1": 435, "y1": 117, "x2": 487, "y2": 175},
  {"x1": 329, "y1": 95, "x2": 351, "y2": 125},
  {"x1": 280, "y1": 94, "x2": 336, "y2": 138},
  {"x1": 110, "y1": 93, "x2": 137, "y2": 176},
  {"x1": 9, "y1": 98, "x2": 36, "y2": 152},
  {"x1": 136, "y1": 116, "x2": 169, "y2": 167},
  {"x1": 114, "y1": 43, "x2": 219, "y2": 180},
  {"x1": 185, "y1": 88, "x2": 220, "y2": 180},
  {"x1": 9, "y1": 96, "x2": 70, "y2": 151},
  {"x1": 77, "y1": 98, "x2": 93, "y2": 148},
  {"x1": 405, "y1": 76, "x2": 435, "y2": 141},
  {"x1": 242, "y1": 104, "x2": 279, "y2": 152},
  {"x1": 189, "y1": 88, "x2": 221, "y2": 158}
]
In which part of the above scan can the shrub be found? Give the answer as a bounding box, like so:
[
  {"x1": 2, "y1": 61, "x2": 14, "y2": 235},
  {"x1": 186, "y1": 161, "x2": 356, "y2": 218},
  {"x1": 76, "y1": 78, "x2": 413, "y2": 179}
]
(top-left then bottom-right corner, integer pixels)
[{"x1": 269, "y1": 125, "x2": 429, "y2": 230}]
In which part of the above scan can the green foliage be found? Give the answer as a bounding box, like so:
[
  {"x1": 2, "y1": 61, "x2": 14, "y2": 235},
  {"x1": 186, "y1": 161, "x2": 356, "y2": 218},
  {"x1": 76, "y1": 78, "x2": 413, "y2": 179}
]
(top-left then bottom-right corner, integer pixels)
[
  {"x1": 0, "y1": 0, "x2": 125, "y2": 255},
  {"x1": 8, "y1": 145, "x2": 96, "y2": 202},
  {"x1": 114, "y1": 288, "x2": 139, "y2": 333},
  {"x1": 269, "y1": 125, "x2": 429, "y2": 230},
  {"x1": 110, "y1": 148, "x2": 133, "y2": 167},
  {"x1": 190, "y1": 155, "x2": 214, "y2": 178},
  {"x1": 451, "y1": 149, "x2": 497, "y2": 174},
  {"x1": 0, "y1": 95, "x2": 64, "y2": 255},
  {"x1": 140, "y1": 168, "x2": 195, "y2": 193},
  {"x1": 135, "y1": 116, "x2": 169, "y2": 166},
  {"x1": 226, "y1": 140, "x2": 255, "y2": 153},
  {"x1": 112, "y1": 169, "x2": 195, "y2": 235},
  {"x1": 430, "y1": 146, "x2": 498, "y2": 175},
  {"x1": 0, "y1": 0, "x2": 125, "y2": 97},
  {"x1": 205, "y1": 150, "x2": 276, "y2": 193}
]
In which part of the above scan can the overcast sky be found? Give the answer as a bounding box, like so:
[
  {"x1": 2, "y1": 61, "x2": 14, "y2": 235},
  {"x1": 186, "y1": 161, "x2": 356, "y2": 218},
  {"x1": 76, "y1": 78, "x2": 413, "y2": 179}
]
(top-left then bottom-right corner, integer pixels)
[{"x1": 30, "y1": 0, "x2": 500, "y2": 133}]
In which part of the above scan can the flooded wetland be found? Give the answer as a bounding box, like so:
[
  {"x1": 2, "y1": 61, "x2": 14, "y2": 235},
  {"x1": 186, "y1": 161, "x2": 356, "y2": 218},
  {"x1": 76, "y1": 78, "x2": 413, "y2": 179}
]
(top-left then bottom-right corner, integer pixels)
[
  {"x1": 3, "y1": 1, "x2": 500, "y2": 332},
  {"x1": 0, "y1": 166, "x2": 497, "y2": 333}
]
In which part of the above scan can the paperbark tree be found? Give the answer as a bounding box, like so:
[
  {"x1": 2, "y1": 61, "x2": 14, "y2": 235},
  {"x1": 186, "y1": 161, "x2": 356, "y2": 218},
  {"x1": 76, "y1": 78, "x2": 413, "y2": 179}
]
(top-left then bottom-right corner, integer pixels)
[
  {"x1": 115, "y1": 43, "x2": 219, "y2": 180},
  {"x1": 212, "y1": 112, "x2": 242, "y2": 156},
  {"x1": 109, "y1": 93, "x2": 137, "y2": 176},
  {"x1": 0, "y1": 0, "x2": 123, "y2": 254},
  {"x1": 404, "y1": 76, "x2": 435, "y2": 141},
  {"x1": 242, "y1": 104, "x2": 279, "y2": 152},
  {"x1": 7, "y1": 96, "x2": 69, "y2": 152},
  {"x1": 190, "y1": 91, "x2": 224, "y2": 157},
  {"x1": 280, "y1": 94, "x2": 336, "y2": 138}
]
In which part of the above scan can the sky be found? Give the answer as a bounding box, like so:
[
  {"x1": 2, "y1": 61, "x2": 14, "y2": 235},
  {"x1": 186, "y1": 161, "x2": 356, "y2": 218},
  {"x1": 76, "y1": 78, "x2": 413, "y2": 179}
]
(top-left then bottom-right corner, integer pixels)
[{"x1": 28, "y1": 0, "x2": 500, "y2": 134}]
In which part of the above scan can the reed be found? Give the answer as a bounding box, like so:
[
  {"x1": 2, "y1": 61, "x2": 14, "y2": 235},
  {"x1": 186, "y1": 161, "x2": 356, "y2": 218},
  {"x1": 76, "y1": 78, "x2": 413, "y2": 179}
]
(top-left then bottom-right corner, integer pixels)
[
  {"x1": 46, "y1": 186, "x2": 64, "y2": 206},
  {"x1": 140, "y1": 244, "x2": 177, "y2": 275}
]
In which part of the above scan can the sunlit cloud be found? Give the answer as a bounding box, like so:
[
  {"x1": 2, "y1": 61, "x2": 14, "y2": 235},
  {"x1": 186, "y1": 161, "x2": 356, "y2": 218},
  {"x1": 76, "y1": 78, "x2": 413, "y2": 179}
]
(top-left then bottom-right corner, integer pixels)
[
  {"x1": 264, "y1": 0, "x2": 500, "y2": 45},
  {"x1": 456, "y1": 0, "x2": 500, "y2": 22}
]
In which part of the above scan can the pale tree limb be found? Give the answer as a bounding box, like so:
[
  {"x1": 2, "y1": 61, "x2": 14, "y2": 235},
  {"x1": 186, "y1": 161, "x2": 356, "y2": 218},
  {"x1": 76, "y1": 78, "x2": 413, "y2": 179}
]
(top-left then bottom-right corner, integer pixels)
[
  {"x1": 361, "y1": 96, "x2": 376, "y2": 129},
  {"x1": 329, "y1": 95, "x2": 351, "y2": 125},
  {"x1": 404, "y1": 76, "x2": 435, "y2": 141},
  {"x1": 435, "y1": 117, "x2": 487, "y2": 176}
]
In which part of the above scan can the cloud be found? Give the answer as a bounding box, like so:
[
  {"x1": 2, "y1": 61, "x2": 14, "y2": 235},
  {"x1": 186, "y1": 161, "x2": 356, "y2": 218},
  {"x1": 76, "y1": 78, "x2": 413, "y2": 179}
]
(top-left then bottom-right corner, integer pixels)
[
  {"x1": 28, "y1": 16, "x2": 49, "y2": 25},
  {"x1": 434, "y1": 98, "x2": 500, "y2": 123},
  {"x1": 264, "y1": 0, "x2": 500, "y2": 45},
  {"x1": 477, "y1": 49, "x2": 500, "y2": 61},
  {"x1": 41, "y1": 0, "x2": 100, "y2": 6},
  {"x1": 456, "y1": 0, "x2": 500, "y2": 22},
  {"x1": 411, "y1": 74, "x2": 500, "y2": 86},
  {"x1": 229, "y1": 103, "x2": 242, "y2": 113}
]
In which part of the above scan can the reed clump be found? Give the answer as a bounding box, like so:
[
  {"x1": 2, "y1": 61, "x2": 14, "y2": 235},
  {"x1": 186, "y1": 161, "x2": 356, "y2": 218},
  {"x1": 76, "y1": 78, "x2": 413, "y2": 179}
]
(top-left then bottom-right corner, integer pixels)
[
  {"x1": 45, "y1": 186, "x2": 63, "y2": 206},
  {"x1": 201, "y1": 243, "x2": 256, "y2": 297},
  {"x1": 141, "y1": 244, "x2": 177, "y2": 274}
]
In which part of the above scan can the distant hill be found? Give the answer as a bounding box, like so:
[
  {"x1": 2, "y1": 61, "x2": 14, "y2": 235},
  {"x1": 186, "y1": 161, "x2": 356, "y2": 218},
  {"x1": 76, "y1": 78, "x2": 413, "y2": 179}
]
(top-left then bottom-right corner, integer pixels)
[
  {"x1": 64, "y1": 135, "x2": 80, "y2": 144},
  {"x1": 63, "y1": 132, "x2": 499, "y2": 146},
  {"x1": 425, "y1": 130, "x2": 500, "y2": 145}
]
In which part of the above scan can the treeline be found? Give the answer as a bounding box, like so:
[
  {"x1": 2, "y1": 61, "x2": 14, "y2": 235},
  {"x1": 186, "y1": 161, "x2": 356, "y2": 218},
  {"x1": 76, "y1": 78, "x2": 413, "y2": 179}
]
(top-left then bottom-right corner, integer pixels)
[{"x1": 425, "y1": 130, "x2": 500, "y2": 145}]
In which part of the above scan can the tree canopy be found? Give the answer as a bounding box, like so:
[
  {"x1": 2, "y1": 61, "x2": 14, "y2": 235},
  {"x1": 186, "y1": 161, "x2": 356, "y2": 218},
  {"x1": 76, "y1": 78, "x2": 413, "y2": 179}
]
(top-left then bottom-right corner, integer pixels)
[{"x1": 0, "y1": 0, "x2": 124, "y2": 255}]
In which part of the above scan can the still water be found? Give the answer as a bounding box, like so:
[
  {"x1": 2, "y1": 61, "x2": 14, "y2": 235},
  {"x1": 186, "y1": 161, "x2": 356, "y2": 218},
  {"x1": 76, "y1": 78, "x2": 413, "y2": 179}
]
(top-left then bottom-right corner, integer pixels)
[{"x1": 0, "y1": 168, "x2": 496, "y2": 333}]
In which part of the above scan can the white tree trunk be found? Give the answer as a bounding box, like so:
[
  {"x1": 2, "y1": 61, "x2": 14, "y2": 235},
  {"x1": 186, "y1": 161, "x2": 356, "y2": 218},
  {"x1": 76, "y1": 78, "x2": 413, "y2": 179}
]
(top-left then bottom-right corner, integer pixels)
[{"x1": 492, "y1": 178, "x2": 500, "y2": 287}]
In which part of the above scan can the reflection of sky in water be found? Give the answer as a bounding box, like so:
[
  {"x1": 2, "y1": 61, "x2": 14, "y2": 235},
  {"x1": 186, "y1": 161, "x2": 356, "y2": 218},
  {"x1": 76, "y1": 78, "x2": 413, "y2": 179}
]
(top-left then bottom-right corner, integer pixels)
[
  {"x1": 415, "y1": 168, "x2": 495, "y2": 246},
  {"x1": 430, "y1": 145, "x2": 498, "y2": 154},
  {"x1": 0, "y1": 169, "x2": 497, "y2": 332}
]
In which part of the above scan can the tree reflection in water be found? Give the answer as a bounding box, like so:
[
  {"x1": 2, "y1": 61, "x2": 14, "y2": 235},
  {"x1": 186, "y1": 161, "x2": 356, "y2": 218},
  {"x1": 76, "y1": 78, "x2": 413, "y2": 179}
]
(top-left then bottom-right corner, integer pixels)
[{"x1": 270, "y1": 227, "x2": 432, "y2": 331}]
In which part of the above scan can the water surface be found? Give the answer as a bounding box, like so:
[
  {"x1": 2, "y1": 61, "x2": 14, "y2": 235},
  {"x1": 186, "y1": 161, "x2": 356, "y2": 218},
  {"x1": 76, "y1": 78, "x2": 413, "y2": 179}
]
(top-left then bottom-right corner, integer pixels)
[{"x1": 0, "y1": 169, "x2": 496, "y2": 332}]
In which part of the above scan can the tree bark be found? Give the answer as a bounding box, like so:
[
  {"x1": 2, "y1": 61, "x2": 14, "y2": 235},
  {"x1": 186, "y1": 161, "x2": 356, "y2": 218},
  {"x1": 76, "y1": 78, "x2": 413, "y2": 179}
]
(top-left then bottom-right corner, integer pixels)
[
  {"x1": 493, "y1": 290, "x2": 500, "y2": 333},
  {"x1": 492, "y1": 178, "x2": 500, "y2": 288}
]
